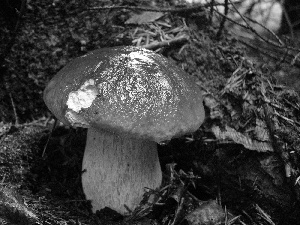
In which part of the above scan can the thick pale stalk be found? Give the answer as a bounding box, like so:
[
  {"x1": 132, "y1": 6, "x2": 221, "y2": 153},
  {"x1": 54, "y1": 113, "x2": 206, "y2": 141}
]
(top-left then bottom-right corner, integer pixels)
[{"x1": 82, "y1": 127, "x2": 162, "y2": 214}]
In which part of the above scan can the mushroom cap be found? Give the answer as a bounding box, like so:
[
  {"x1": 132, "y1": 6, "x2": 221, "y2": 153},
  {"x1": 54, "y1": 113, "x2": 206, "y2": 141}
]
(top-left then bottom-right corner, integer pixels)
[{"x1": 43, "y1": 46, "x2": 205, "y2": 142}]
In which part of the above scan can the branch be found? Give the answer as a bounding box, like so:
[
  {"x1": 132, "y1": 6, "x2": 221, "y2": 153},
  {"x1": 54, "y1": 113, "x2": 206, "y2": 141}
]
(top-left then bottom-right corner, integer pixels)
[
  {"x1": 213, "y1": 6, "x2": 300, "y2": 53},
  {"x1": 236, "y1": 35, "x2": 300, "y2": 68},
  {"x1": 216, "y1": 0, "x2": 229, "y2": 38},
  {"x1": 141, "y1": 35, "x2": 188, "y2": 50},
  {"x1": 8, "y1": 92, "x2": 19, "y2": 125},
  {"x1": 281, "y1": 2, "x2": 295, "y2": 39},
  {"x1": 88, "y1": 2, "x2": 232, "y2": 13}
]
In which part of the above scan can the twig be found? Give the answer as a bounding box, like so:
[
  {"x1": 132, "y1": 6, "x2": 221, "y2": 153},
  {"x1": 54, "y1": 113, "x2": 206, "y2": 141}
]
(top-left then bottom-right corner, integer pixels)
[
  {"x1": 141, "y1": 34, "x2": 188, "y2": 50},
  {"x1": 214, "y1": 4, "x2": 300, "y2": 67},
  {"x1": 213, "y1": 3, "x2": 294, "y2": 51},
  {"x1": 291, "y1": 52, "x2": 300, "y2": 66},
  {"x1": 255, "y1": 204, "x2": 276, "y2": 225},
  {"x1": 89, "y1": 4, "x2": 203, "y2": 13},
  {"x1": 8, "y1": 92, "x2": 19, "y2": 125},
  {"x1": 235, "y1": 35, "x2": 300, "y2": 68},
  {"x1": 170, "y1": 195, "x2": 185, "y2": 225},
  {"x1": 42, "y1": 118, "x2": 58, "y2": 158},
  {"x1": 213, "y1": 9, "x2": 252, "y2": 33},
  {"x1": 88, "y1": 2, "x2": 231, "y2": 13},
  {"x1": 281, "y1": 2, "x2": 294, "y2": 39},
  {"x1": 227, "y1": 0, "x2": 276, "y2": 46},
  {"x1": 216, "y1": 0, "x2": 229, "y2": 39},
  {"x1": 238, "y1": 11, "x2": 284, "y2": 46},
  {"x1": 209, "y1": 0, "x2": 215, "y2": 24},
  {"x1": 274, "y1": 110, "x2": 300, "y2": 128}
]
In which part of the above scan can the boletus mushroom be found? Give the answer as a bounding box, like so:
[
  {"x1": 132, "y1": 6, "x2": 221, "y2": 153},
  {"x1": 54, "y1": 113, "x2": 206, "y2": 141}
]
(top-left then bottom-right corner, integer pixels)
[{"x1": 43, "y1": 46, "x2": 205, "y2": 214}]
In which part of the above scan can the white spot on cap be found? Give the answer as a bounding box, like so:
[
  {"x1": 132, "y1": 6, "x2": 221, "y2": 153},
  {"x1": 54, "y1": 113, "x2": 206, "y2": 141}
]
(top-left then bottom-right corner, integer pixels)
[
  {"x1": 128, "y1": 51, "x2": 154, "y2": 66},
  {"x1": 66, "y1": 79, "x2": 98, "y2": 112}
]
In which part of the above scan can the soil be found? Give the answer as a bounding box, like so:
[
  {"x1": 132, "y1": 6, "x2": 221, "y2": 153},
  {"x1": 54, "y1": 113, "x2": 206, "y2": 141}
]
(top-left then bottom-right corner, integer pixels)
[{"x1": 1, "y1": 1, "x2": 300, "y2": 225}]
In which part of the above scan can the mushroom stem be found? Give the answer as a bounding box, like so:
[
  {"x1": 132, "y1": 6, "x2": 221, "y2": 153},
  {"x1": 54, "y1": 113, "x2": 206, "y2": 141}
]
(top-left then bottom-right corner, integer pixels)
[{"x1": 82, "y1": 126, "x2": 162, "y2": 214}]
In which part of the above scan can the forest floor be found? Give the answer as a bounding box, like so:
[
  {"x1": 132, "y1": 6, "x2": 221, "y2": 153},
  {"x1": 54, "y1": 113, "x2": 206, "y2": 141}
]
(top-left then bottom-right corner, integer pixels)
[{"x1": 1, "y1": 1, "x2": 300, "y2": 225}]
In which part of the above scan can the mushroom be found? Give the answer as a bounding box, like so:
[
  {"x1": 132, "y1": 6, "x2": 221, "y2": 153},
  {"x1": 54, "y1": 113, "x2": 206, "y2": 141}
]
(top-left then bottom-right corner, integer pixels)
[{"x1": 43, "y1": 46, "x2": 205, "y2": 214}]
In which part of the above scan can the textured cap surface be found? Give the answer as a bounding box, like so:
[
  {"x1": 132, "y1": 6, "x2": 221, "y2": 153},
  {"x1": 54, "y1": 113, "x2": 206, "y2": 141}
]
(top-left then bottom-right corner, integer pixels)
[{"x1": 43, "y1": 46, "x2": 205, "y2": 142}]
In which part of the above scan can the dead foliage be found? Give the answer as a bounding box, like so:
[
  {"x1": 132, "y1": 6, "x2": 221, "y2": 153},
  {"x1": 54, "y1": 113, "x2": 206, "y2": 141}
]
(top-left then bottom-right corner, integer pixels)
[{"x1": 1, "y1": 0, "x2": 300, "y2": 225}]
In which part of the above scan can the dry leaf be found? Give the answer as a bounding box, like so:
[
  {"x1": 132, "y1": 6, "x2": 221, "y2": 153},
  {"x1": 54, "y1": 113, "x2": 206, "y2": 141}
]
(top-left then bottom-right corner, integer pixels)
[
  {"x1": 212, "y1": 125, "x2": 273, "y2": 152},
  {"x1": 254, "y1": 118, "x2": 270, "y2": 142},
  {"x1": 185, "y1": 200, "x2": 225, "y2": 225},
  {"x1": 203, "y1": 95, "x2": 223, "y2": 120},
  {"x1": 125, "y1": 12, "x2": 164, "y2": 24}
]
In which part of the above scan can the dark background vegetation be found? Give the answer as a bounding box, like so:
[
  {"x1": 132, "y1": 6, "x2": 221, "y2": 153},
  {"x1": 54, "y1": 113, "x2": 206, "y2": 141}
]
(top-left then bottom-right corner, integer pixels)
[
  {"x1": 1, "y1": 0, "x2": 300, "y2": 123},
  {"x1": 1, "y1": 0, "x2": 300, "y2": 224},
  {"x1": 0, "y1": 0, "x2": 132, "y2": 123}
]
